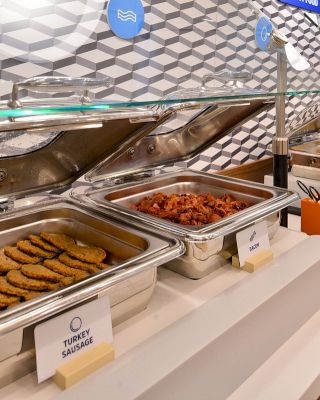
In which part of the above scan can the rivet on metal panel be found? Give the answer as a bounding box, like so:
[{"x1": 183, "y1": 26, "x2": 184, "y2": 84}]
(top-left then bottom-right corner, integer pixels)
[
  {"x1": 310, "y1": 158, "x2": 317, "y2": 166},
  {"x1": 0, "y1": 169, "x2": 7, "y2": 182},
  {"x1": 147, "y1": 144, "x2": 155, "y2": 154},
  {"x1": 126, "y1": 147, "x2": 135, "y2": 159}
]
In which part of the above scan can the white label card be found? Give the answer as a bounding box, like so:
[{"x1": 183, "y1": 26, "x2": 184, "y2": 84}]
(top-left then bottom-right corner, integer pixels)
[
  {"x1": 236, "y1": 221, "x2": 270, "y2": 268},
  {"x1": 34, "y1": 296, "x2": 113, "y2": 383}
]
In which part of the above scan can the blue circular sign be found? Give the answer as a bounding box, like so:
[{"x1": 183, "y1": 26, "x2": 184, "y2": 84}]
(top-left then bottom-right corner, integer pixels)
[
  {"x1": 255, "y1": 17, "x2": 273, "y2": 51},
  {"x1": 107, "y1": 0, "x2": 145, "y2": 40}
]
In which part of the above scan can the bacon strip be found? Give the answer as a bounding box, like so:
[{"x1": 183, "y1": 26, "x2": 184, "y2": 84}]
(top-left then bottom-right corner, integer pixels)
[{"x1": 131, "y1": 193, "x2": 249, "y2": 226}]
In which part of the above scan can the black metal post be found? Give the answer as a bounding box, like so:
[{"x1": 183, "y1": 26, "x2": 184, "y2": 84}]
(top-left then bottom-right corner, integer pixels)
[
  {"x1": 273, "y1": 51, "x2": 289, "y2": 228},
  {"x1": 273, "y1": 154, "x2": 288, "y2": 226}
]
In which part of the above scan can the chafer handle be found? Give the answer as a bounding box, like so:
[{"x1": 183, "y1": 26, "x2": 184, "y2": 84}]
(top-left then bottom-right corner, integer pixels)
[
  {"x1": 7, "y1": 76, "x2": 111, "y2": 108},
  {"x1": 201, "y1": 70, "x2": 252, "y2": 91}
]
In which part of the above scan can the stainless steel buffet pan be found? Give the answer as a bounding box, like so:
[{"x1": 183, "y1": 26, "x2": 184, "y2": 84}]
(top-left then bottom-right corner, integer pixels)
[
  {"x1": 77, "y1": 170, "x2": 299, "y2": 279},
  {"x1": 0, "y1": 196, "x2": 183, "y2": 365},
  {"x1": 286, "y1": 100, "x2": 320, "y2": 179},
  {"x1": 290, "y1": 134, "x2": 320, "y2": 179}
]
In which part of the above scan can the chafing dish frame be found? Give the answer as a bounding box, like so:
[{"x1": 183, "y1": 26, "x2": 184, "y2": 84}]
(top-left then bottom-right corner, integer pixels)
[
  {"x1": 75, "y1": 170, "x2": 299, "y2": 279},
  {"x1": 0, "y1": 196, "x2": 183, "y2": 336},
  {"x1": 286, "y1": 100, "x2": 320, "y2": 178},
  {"x1": 0, "y1": 195, "x2": 184, "y2": 387}
]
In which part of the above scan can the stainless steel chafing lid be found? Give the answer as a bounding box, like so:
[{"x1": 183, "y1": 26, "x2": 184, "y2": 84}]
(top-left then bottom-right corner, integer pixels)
[
  {"x1": 0, "y1": 72, "x2": 275, "y2": 197},
  {"x1": 0, "y1": 77, "x2": 168, "y2": 199},
  {"x1": 162, "y1": 70, "x2": 265, "y2": 99},
  {"x1": 84, "y1": 71, "x2": 275, "y2": 184},
  {"x1": 286, "y1": 99, "x2": 320, "y2": 147}
]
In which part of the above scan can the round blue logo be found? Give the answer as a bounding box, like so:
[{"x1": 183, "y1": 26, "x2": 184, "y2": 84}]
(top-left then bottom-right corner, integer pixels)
[
  {"x1": 107, "y1": 0, "x2": 145, "y2": 40},
  {"x1": 255, "y1": 17, "x2": 273, "y2": 51}
]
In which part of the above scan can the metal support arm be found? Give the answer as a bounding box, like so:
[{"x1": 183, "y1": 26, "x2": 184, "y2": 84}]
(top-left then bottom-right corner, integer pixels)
[{"x1": 273, "y1": 52, "x2": 289, "y2": 227}]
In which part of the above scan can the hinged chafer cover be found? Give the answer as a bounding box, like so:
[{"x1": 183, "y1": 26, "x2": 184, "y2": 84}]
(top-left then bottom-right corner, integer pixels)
[
  {"x1": 0, "y1": 73, "x2": 275, "y2": 197},
  {"x1": 286, "y1": 100, "x2": 320, "y2": 144}
]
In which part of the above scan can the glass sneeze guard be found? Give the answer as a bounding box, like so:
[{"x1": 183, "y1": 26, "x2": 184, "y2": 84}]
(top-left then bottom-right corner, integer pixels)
[{"x1": 0, "y1": 88, "x2": 319, "y2": 119}]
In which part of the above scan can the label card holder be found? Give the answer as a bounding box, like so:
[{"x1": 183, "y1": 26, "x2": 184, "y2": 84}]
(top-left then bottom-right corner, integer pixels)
[
  {"x1": 236, "y1": 221, "x2": 271, "y2": 268},
  {"x1": 34, "y1": 296, "x2": 113, "y2": 384}
]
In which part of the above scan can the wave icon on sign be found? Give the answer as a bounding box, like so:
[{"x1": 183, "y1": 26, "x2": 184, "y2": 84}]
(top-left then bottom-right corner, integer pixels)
[{"x1": 117, "y1": 9, "x2": 137, "y2": 23}]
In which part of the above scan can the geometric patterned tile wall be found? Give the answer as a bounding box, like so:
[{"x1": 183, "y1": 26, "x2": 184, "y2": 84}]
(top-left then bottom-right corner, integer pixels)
[{"x1": 0, "y1": 0, "x2": 319, "y2": 173}]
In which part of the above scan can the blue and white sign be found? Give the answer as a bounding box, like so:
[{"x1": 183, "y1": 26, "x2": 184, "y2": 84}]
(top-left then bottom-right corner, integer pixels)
[
  {"x1": 255, "y1": 17, "x2": 273, "y2": 51},
  {"x1": 278, "y1": 0, "x2": 320, "y2": 14},
  {"x1": 107, "y1": 0, "x2": 145, "y2": 40}
]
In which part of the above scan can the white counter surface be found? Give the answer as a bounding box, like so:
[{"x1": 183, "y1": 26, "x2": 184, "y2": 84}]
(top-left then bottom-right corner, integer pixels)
[
  {"x1": 1, "y1": 220, "x2": 319, "y2": 400},
  {"x1": 228, "y1": 307, "x2": 320, "y2": 400}
]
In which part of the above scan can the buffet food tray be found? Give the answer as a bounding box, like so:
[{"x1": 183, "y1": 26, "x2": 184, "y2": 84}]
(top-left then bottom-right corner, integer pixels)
[
  {"x1": 0, "y1": 197, "x2": 182, "y2": 368},
  {"x1": 77, "y1": 170, "x2": 299, "y2": 279},
  {"x1": 290, "y1": 135, "x2": 320, "y2": 179},
  {"x1": 286, "y1": 101, "x2": 320, "y2": 180}
]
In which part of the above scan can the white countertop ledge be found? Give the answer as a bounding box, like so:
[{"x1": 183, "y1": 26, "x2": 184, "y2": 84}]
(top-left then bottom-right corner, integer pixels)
[{"x1": 54, "y1": 235, "x2": 320, "y2": 400}]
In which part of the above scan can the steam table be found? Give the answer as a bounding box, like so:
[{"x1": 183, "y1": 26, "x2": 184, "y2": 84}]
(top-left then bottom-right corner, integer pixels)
[{"x1": 1, "y1": 216, "x2": 320, "y2": 400}]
